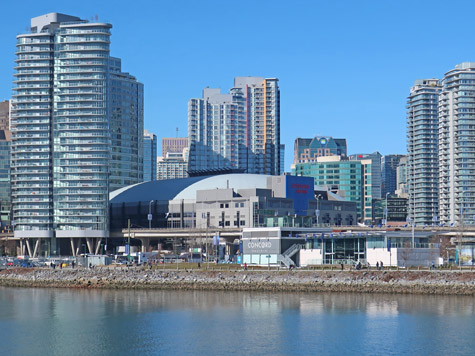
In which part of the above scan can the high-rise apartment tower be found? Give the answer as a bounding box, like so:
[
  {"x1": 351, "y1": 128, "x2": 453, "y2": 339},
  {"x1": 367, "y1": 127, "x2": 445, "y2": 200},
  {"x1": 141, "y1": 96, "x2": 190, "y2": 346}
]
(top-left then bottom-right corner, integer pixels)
[
  {"x1": 439, "y1": 63, "x2": 475, "y2": 225},
  {"x1": 406, "y1": 79, "x2": 442, "y2": 225},
  {"x1": 188, "y1": 77, "x2": 280, "y2": 175},
  {"x1": 11, "y1": 13, "x2": 143, "y2": 249}
]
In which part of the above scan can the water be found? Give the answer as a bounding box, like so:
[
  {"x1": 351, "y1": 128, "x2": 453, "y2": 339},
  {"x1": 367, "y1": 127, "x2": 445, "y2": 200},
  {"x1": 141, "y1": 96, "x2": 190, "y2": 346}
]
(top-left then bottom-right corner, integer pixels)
[{"x1": 0, "y1": 287, "x2": 474, "y2": 356}]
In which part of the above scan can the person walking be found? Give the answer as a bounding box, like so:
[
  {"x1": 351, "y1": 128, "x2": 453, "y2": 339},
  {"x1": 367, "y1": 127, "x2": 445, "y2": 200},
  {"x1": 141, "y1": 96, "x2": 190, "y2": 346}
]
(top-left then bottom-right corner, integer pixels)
[
  {"x1": 380, "y1": 261, "x2": 384, "y2": 271},
  {"x1": 376, "y1": 261, "x2": 379, "y2": 271}
]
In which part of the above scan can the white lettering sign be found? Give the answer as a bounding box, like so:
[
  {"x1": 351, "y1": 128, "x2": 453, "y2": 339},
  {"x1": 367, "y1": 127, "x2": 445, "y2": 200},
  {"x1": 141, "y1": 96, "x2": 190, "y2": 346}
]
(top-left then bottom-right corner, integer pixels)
[{"x1": 248, "y1": 241, "x2": 272, "y2": 249}]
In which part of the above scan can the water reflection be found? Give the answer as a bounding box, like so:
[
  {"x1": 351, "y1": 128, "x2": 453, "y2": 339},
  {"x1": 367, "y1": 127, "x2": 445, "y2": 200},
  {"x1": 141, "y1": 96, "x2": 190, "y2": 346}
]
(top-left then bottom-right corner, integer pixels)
[{"x1": 0, "y1": 288, "x2": 474, "y2": 356}]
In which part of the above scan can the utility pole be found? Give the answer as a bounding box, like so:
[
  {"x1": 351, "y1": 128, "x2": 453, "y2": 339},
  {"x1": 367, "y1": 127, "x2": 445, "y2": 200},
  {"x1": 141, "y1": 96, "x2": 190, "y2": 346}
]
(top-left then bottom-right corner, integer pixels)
[
  {"x1": 458, "y1": 206, "x2": 464, "y2": 267},
  {"x1": 127, "y1": 219, "x2": 131, "y2": 263}
]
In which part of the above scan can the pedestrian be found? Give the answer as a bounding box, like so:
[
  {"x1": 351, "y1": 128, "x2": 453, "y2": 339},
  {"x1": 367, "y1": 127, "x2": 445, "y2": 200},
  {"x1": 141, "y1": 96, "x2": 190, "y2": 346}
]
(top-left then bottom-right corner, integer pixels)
[
  {"x1": 431, "y1": 262, "x2": 435, "y2": 270},
  {"x1": 376, "y1": 261, "x2": 379, "y2": 271},
  {"x1": 71, "y1": 260, "x2": 75, "y2": 269},
  {"x1": 59, "y1": 263, "x2": 62, "y2": 270},
  {"x1": 197, "y1": 262, "x2": 201, "y2": 269},
  {"x1": 340, "y1": 263, "x2": 344, "y2": 271},
  {"x1": 380, "y1": 261, "x2": 384, "y2": 271},
  {"x1": 367, "y1": 262, "x2": 371, "y2": 270},
  {"x1": 244, "y1": 263, "x2": 247, "y2": 271}
]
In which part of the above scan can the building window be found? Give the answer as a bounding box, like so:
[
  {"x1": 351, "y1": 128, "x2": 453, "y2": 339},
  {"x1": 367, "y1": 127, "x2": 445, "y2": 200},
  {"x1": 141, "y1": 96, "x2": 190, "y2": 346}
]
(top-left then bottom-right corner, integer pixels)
[
  {"x1": 240, "y1": 220, "x2": 245, "y2": 226},
  {"x1": 225, "y1": 221, "x2": 230, "y2": 226}
]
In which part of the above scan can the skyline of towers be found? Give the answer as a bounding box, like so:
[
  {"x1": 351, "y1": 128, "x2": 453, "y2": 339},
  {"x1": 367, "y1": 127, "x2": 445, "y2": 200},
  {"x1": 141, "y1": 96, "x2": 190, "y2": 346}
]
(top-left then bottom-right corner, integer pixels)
[
  {"x1": 10, "y1": 13, "x2": 143, "y2": 244},
  {"x1": 188, "y1": 77, "x2": 280, "y2": 175},
  {"x1": 6, "y1": 14, "x2": 475, "y2": 235}
]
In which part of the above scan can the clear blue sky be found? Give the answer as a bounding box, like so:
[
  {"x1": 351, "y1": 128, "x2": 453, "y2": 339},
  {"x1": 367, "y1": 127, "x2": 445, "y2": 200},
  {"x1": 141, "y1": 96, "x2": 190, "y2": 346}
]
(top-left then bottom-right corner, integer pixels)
[{"x1": 1, "y1": 0, "x2": 475, "y2": 170}]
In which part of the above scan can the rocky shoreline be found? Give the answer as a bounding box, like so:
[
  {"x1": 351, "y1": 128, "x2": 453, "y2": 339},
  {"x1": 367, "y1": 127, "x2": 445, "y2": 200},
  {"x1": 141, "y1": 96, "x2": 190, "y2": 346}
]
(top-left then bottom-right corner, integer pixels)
[{"x1": 0, "y1": 267, "x2": 474, "y2": 295}]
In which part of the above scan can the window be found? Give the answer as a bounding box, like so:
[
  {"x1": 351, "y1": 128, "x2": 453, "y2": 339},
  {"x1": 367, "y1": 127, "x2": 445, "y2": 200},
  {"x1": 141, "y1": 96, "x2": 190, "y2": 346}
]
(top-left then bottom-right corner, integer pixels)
[
  {"x1": 220, "y1": 203, "x2": 224, "y2": 208},
  {"x1": 225, "y1": 221, "x2": 230, "y2": 226},
  {"x1": 240, "y1": 220, "x2": 245, "y2": 226},
  {"x1": 225, "y1": 203, "x2": 229, "y2": 208},
  {"x1": 240, "y1": 202, "x2": 244, "y2": 207}
]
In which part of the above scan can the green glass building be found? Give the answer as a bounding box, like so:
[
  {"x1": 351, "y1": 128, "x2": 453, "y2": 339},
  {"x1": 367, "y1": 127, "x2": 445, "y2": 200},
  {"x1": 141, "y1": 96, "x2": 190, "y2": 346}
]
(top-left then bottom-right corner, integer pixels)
[{"x1": 292, "y1": 156, "x2": 373, "y2": 223}]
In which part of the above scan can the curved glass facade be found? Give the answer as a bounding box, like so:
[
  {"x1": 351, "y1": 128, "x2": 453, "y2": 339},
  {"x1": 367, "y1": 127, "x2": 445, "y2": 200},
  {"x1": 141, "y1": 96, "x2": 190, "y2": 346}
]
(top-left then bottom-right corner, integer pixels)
[
  {"x1": 53, "y1": 23, "x2": 111, "y2": 232},
  {"x1": 11, "y1": 31, "x2": 55, "y2": 232}
]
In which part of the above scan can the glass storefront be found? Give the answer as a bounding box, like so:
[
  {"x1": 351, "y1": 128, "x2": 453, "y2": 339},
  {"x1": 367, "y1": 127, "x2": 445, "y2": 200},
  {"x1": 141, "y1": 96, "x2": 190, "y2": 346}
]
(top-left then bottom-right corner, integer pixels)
[{"x1": 323, "y1": 237, "x2": 366, "y2": 264}]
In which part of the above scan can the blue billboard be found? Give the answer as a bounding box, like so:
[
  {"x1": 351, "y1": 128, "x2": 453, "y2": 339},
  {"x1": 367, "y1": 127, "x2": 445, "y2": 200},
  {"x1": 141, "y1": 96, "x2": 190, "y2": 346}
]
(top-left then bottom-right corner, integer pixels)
[{"x1": 285, "y1": 175, "x2": 315, "y2": 216}]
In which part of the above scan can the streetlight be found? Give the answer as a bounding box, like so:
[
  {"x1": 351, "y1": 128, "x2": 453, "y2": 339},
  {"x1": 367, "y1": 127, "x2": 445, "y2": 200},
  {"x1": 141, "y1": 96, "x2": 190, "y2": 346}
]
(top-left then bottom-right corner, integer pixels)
[
  {"x1": 406, "y1": 216, "x2": 415, "y2": 248},
  {"x1": 384, "y1": 192, "x2": 390, "y2": 226},
  {"x1": 148, "y1": 200, "x2": 154, "y2": 229}
]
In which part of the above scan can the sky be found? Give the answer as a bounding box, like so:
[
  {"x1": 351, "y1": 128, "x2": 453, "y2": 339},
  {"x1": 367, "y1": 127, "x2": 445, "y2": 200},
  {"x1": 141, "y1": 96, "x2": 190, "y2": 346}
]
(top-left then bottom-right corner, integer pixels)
[{"x1": 2, "y1": 0, "x2": 475, "y2": 171}]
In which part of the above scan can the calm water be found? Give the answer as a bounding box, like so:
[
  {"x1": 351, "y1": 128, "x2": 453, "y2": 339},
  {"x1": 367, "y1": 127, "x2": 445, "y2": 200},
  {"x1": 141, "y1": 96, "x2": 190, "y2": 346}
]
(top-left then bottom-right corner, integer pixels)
[{"x1": 0, "y1": 287, "x2": 474, "y2": 356}]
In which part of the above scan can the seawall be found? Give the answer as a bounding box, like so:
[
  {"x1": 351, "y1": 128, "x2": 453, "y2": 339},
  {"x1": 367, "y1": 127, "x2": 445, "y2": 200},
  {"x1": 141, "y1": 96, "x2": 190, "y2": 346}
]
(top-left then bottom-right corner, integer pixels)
[{"x1": 1, "y1": 267, "x2": 474, "y2": 295}]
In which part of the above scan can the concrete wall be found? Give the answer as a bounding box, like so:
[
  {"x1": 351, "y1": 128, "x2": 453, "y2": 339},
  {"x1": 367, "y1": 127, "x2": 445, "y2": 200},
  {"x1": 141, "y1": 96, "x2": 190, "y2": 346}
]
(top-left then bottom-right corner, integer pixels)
[
  {"x1": 367, "y1": 247, "x2": 440, "y2": 267},
  {"x1": 300, "y1": 249, "x2": 323, "y2": 266},
  {"x1": 366, "y1": 248, "x2": 394, "y2": 266},
  {"x1": 396, "y1": 248, "x2": 440, "y2": 268}
]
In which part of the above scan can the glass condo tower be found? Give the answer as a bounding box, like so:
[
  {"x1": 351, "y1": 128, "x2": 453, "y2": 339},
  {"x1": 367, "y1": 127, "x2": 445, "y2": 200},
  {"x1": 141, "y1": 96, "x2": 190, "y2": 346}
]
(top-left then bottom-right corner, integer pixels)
[{"x1": 11, "y1": 13, "x2": 143, "y2": 249}]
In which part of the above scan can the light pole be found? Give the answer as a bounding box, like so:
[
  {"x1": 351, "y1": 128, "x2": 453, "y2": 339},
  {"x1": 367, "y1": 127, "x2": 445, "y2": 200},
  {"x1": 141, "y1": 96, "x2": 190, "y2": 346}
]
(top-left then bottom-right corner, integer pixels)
[
  {"x1": 148, "y1": 200, "x2": 154, "y2": 229},
  {"x1": 127, "y1": 219, "x2": 131, "y2": 263},
  {"x1": 384, "y1": 192, "x2": 390, "y2": 226}
]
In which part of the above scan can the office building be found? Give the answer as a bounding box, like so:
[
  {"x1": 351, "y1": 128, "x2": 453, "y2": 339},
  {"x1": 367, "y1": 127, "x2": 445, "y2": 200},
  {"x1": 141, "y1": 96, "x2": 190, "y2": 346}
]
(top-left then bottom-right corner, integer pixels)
[
  {"x1": 395, "y1": 156, "x2": 408, "y2": 198},
  {"x1": 0, "y1": 130, "x2": 11, "y2": 229},
  {"x1": 0, "y1": 101, "x2": 9, "y2": 131},
  {"x1": 293, "y1": 136, "x2": 347, "y2": 164},
  {"x1": 162, "y1": 137, "x2": 188, "y2": 156},
  {"x1": 143, "y1": 130, "x2": 157, "y2": 182},
  {"x1": 292, "y1": 155, "x2": 372, "y2": 223},
  {"x1": 11, "y1": 13, "x2": 143, "y2": 250},
  {"x1": 439, "y1": 63, "x2": 475, "y2": 225},
  {"x1": 280, "y1": 144, "x2": 285, "y2": 174},
  {"x1": 349, "y1": 152, "x2": 382, "y2": 200},
  {"x1": 109, "y1": 58, "x2": 144, "y2": 190},
  {"x1": 372, "y1": 195, "x2": 408, "y2": 224},
  {"x1": 188, "y1": 77, "x2": 280, "y2": 175},
  {"x1": 381, "y1": 154, "x2": 405, "y2": 196},
  {"x1": 157, "y1": 149, "x2": 189, "y2": 180}
]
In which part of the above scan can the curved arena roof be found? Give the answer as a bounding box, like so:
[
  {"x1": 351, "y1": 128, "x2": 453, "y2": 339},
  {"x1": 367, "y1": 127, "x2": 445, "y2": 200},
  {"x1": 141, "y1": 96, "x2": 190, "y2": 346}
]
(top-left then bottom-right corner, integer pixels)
[{"x1": 109, "y1": 174, "x2": 271, "y2": 204}]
